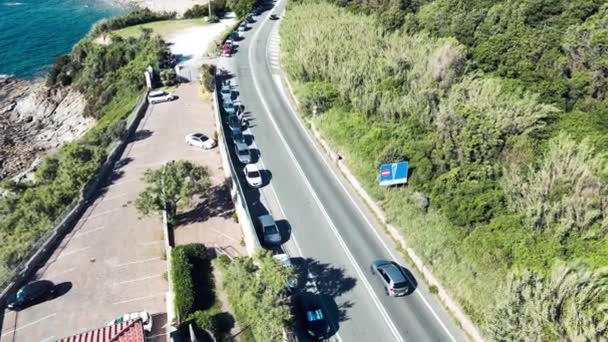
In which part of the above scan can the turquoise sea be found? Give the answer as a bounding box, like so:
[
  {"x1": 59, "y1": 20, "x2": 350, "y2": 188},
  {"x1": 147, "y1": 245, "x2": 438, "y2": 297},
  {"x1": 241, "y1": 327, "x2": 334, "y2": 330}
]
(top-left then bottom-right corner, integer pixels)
[{"x1": 0, "y1": 0, "x2": 124, "y2": 78}]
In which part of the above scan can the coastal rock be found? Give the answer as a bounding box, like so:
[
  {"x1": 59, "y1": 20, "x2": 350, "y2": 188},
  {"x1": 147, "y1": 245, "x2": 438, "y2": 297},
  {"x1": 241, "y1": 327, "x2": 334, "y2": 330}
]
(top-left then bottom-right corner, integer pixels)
[{"x1": 0, "y1": 75, "x2": 93, "y2": 180}]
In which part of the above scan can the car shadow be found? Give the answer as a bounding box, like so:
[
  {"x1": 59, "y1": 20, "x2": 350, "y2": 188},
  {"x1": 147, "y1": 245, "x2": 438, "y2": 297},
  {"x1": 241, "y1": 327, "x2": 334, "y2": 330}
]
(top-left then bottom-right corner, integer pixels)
[
  {"x1": 276, "y1": 219, "x2": 292, "y2": 244},
  {"x1": 243, "y1": 133, "x2": 255, "y2": 146},
  {"x1": 261, "y1": 169, "x2": 272, "y2": 187},
  {"x1": 52, "y1": 281, "x2": 73, "y2": 299},
  {"x1": 400, "y1": 266, "x2": 418, "y2": 295}
]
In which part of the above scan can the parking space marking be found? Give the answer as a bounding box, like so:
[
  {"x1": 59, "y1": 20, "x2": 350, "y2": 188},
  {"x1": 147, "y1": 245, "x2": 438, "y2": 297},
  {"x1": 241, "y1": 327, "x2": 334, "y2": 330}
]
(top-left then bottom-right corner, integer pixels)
[
  {"x1": 1, "y1": 313, "x2": 56, "y2": 337},
  {"x1": 114, "y1": 274, "x2": 162, "y2": 286},
  {"x1": 114, "y1": 257, "x2": 162, "y2": 268},
  {"x1": 46, "y1": 267, "x2": 76, "y2": 278},
  {"x1": 73, "y1": 226, "x2": 105, "y2": 237},
  {"x1": 112, "y1": 292, "x2": 165, "y2": 305},
  {"x1": 56, "y1": 246, "x2": 90, "y2": 260},
  {"x1": 138, "y1": 240, "x2": 164, "y2": 246},
  {"x1": 86, "y1": 208, "x2": 121, "y2": 221},
  {"x1": 101, "y1": 192, "x2": 134, "y2": 202}
]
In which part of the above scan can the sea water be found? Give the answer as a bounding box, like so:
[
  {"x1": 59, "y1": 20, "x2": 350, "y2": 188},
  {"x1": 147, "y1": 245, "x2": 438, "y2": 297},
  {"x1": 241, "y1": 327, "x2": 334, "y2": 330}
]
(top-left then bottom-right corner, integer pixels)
[{"x1": 0, "y1": 0, "x2": 124, "y2": 78}]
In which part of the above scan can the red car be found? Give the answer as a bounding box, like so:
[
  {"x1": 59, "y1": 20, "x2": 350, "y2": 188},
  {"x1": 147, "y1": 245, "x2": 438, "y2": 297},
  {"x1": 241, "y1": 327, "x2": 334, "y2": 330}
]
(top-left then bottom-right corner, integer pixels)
[{"x1": 223, "y1": 43, "x2": 232, "y2": 57}]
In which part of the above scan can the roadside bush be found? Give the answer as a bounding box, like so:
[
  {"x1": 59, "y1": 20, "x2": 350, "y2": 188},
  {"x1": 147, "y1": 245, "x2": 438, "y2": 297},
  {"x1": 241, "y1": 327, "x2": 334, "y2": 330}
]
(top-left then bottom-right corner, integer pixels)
[
  {"x1": 184, "y1": 0, "x2": 228, "y2": 19},
  {"x1": 160, "y1": 68, "x2": 178, "y2": 86},
  {"x1": 298, "y1": 81, "x2": 338, "y2": 116},
  {"x1": 200, "y1": 64, "x2": 216, "y2": 92},
  {"x1": 171, "y1": 248, "x2": 195, "y2": 323},
  {"x1": 228, "y1": 0, "x2": 260, "y2": 18}
]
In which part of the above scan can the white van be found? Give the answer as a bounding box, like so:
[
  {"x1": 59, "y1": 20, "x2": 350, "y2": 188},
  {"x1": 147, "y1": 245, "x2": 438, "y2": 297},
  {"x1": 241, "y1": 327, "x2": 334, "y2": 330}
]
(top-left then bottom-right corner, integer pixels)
[{"x1": 147, "y1": 90, "x2": 175, "y2": 104}]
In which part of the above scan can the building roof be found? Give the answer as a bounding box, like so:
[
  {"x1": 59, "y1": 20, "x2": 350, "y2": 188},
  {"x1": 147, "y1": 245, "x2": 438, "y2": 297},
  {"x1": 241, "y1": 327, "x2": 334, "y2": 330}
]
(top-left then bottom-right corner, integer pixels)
[{"x1": 56, "y1": 319, "x2": 144, "y2": 342}]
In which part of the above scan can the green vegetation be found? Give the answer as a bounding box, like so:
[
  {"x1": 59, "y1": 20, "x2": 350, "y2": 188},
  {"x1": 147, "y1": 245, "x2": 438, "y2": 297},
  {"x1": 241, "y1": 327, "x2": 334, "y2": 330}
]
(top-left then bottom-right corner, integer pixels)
[
  {"x1": 112, "y1": 18, "x2": 208, "y2": 39},
  {"x1": 0, "y1": 12, "x2": 171, "y2": 288},
  {"x1": 228, "y1": 0, "x2": 261, "y2": 18},
  {"x1": 184, "y1": 0, "x2": 229, "y2": 19},
  {"x1": 281, "y1": 2, "x2": 608, "y2": 339},
  {"x1": 91, "y1": 8, "x2": 176, "y2": 36},
  {"x1": 171, "y1": 244, "x2": 232, "y2": 339},
  {"x1": 135, "y1": 160, "x2": 211, "y2": 226},
  {"x1": 200, "y1": 64, "x2": 217, "y2": 92},
  {"x1": 216, "y1": 251, "x2": 294, "y2": 342}
]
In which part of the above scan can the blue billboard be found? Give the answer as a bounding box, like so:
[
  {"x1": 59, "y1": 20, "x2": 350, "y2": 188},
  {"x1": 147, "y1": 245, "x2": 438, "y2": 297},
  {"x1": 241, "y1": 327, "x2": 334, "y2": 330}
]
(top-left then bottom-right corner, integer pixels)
[{"x1": 379, "y1": 161, "x2": 409, "y2": 186}]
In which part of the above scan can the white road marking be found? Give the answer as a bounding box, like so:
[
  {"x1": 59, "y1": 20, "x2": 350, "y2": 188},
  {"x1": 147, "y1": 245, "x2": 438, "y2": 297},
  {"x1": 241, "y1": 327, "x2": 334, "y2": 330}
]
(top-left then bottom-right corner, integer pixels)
[
  {"x1": 114, "y1": 274, "x2": 162, "y2": 286},
  {"x1": 57, "y1": 246, "x2": 90, "y2": 259},
  {"x1": 101, "y1": 192, "x2": 134, "y2": 202},
  {"x1": 73, "y1": 225, "x2": 105, "y2": 237},
  {"x1": 0, "y1": 313, "x2": 56, "y2": 337},
  {"x1": 250, "y1": 5, "x2": 402, "y2": 342},
  {"x1": 114, "y1": 257, "x2": 162, "y2": 268},
  {"x1": 86, "y1": 208, "x2": 121, "y2": 220},
  {"x1": 269, "y1": 33, "x2": 459, "y2": 342},
  {"x1": 112, "y1": 292, "x2": 165, "y2": 305}
]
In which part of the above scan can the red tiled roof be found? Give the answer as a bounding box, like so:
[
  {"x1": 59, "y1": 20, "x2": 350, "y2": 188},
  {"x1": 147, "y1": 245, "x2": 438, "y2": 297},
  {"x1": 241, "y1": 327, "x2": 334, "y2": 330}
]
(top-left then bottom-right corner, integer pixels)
[{"x1": 56, "y1": 319, "x2": 145, "y2": 342}]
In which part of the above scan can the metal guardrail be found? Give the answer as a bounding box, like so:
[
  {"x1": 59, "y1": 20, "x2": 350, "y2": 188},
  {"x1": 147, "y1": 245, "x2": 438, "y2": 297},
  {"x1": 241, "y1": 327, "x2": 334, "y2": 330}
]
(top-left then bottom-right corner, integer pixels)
[{"x1": 0, "y1": 92, "x2": 149, "y2": 303}]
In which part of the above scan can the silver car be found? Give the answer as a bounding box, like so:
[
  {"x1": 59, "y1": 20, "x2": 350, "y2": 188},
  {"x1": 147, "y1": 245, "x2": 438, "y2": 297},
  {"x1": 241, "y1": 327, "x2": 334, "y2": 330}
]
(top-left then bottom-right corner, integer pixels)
[
  {"x1": 258, "y1": 214, "x2": 281, "y2": 245},
  {"x1": 235, "y1": 142, "x2": 251, "y2": 164}
]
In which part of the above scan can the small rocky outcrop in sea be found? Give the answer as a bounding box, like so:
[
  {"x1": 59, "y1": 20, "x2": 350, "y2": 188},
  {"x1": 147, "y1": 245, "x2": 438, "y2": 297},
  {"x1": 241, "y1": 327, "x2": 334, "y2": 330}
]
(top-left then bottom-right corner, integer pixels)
[{"x1": 0, "y1": 75, "x2": 93, "y2": 180}]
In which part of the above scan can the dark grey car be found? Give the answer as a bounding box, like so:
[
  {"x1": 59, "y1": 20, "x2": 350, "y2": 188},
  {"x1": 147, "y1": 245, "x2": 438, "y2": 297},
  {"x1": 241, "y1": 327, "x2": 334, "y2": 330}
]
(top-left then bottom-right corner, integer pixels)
[
  {"x1": 7, "y1": 280, "x2": 55, "y2": 310},
  {"x1": 370, "y1": 260, "x2": 410, "y2": 296}
]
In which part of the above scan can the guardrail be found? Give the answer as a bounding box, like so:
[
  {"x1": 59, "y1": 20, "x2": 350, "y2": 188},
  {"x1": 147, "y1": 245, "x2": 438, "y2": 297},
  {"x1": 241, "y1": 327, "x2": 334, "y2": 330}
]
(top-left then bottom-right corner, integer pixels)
[
  {"x1": 212, "y1": 73, "x2": 262, "y2": 256},
  {"x1": 0, "y1": 92, "x2": 149, "y2": 305}
]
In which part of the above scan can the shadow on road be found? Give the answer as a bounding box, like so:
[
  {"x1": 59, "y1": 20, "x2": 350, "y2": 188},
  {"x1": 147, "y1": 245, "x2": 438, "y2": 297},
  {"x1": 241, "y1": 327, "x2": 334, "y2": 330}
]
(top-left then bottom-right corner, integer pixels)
[
  {"x1": 52, "y1": 281, "x2": 73, "y2": 299},
  {"x1": 129, "y1": 129, "x2": 153, "y2": 142}
]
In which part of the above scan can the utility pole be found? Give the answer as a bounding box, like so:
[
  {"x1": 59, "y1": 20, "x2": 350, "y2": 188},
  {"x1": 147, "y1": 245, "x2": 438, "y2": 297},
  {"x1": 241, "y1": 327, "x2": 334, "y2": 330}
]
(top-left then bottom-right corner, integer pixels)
[{"x1": 208, "y1": 0, "x2": 212, "y2": 19}]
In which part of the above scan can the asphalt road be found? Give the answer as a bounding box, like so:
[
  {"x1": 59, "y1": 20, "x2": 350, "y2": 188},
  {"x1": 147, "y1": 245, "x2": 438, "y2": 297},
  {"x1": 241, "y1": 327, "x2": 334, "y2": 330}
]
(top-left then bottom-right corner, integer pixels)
[{"x1": 223, "y1": 1, "x2": 469, "y2": 341}]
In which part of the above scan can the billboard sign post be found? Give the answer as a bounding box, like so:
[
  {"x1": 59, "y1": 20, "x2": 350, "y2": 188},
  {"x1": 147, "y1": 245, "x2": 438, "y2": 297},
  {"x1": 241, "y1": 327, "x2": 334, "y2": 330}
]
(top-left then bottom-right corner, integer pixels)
[{"x1": 378, "y1": 161, "x2": 409, "y2": 186}]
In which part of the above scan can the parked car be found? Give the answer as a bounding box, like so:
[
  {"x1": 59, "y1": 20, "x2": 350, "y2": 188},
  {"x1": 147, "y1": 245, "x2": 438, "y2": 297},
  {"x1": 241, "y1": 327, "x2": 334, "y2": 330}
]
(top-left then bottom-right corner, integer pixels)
[
  {"x1": 370, "y1": 260, "x2": 410, "y2": 296},
  {"x1": 220, "y1": 84, "x2": 232, "y2": 101},
  {"x1": 227, "y1": 114, "x2": 242, "y2": 132},
  {"x1": 108, "y1": 311, "x2": 153, "y2": 332},
  {"x1": 246, "y1": 15, "x2": 255, "y2": 23},
  {"x1": 273, "y1": 253, "x2": 298, "y2": 289},
  {"x1": 185, "y1": 133, "x2": 216, "y2": 149},
  {"x1": 258, "y1": 214, "x2": 281, "y2": 245},
  {"x1": 6, "y1": 280, "x2": 55, "y2": 311},
  {"x1": 235, "y1": 141, "x2": 251, "y2": 164},
  {"x1": 244, "y1": 163, "x2": 262, "y2": 187},
  {"x1": 231, "y1": 127, "x2": 245, "y2": 144},
  {"x1": 295, "y1": 295, "x2": 331, "y2": 339},
  {"x1": 223, "y1": 101, "x2": 236, "y2": 116},
  {"x1": 223, "y1": 43, "x2": 232, "y2": 57},
  {"x1": 270, "y1": 13, "x2": 279, "y2": 20},
  {"x1": 148, "y1": 90, "x2": 176, "y2": 104}
]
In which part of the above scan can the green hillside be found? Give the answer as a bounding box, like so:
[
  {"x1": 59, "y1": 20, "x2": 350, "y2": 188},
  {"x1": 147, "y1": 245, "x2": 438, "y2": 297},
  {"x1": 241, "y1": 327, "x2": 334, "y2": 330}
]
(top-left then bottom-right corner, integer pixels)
[{"x1": 281, "y1": 0, "x2": 608, "y2": 339}]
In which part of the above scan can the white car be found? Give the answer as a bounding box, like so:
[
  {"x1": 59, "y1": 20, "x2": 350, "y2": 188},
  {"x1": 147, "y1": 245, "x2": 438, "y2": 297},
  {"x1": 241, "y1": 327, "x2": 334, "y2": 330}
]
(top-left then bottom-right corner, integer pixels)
[
  {"x1": 185, "y1": 133, "x2": 216, "y2": 149},
  {"x1": 273, "y1": 253, "x2": 298, "y2": 289},
  {"x1": 244, "y1": 164, "x2": 262, "y2": 187},
  {"x1": 108, "y1": 311, "x2": 153, "y2": 332},
  {"x1": 148, "y1": 90, "x2": 175, "y2": 104},
  {"x1": 235, "y1": 142, "x2": 251, "y2": 164},
  {"x1": 220, "y1": 84, "x2": 232, "y2": 101}
]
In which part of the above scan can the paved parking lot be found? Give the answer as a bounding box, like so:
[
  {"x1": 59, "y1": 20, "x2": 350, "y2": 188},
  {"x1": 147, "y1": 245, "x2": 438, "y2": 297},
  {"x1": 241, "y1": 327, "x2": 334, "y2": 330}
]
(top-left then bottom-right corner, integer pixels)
[{"x1": 1, "y1": 83, "x2": 221, "y2": 341}]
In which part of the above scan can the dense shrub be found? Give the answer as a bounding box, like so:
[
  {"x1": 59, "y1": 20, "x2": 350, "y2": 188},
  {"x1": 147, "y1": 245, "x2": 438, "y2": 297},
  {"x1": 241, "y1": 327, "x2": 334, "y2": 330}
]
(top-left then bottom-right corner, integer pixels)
[
  {"x1": 228, "y1": 0, "x2": 261, "y2": 18},
  {"x1": 91, "y1": 9, "x2": 176, "y2": 36},
  {"x1": 200, "y1": 64, "x2": 216, "y2": 92},
  {"x1": 160, "y1": 68, "x2": 178, "y2": 86},
  {"x1": 171, "y1": 248, "x2": 195, "y2": 322},
  {"x1": 216, "y1": 251, "x2": 293, "y2": 342},
  {"x1": 184, "y1": 0, "x2": 228, "y2": 19}
]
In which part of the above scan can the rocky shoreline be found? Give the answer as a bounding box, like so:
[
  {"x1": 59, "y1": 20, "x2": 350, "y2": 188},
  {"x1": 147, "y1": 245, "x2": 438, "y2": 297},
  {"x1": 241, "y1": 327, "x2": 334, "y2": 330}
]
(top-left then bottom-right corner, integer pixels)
[{"x1": 0, "y1": 76, "x2": 93, "y2": 180}]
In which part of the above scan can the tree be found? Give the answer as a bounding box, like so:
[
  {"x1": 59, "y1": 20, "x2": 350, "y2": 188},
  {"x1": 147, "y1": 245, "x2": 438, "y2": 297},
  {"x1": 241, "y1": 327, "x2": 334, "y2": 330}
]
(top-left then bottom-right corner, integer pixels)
[
  {"x1": 135, "y1": 160, "x2": 210, "y2": 225},
  {"x1": 217, "y1": 251, "x2": 294, "y2": 341}
]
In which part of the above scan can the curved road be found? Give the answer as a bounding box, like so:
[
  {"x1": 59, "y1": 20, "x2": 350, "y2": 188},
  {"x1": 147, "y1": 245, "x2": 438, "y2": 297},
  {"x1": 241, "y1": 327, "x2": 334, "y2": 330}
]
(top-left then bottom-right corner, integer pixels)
[{"x1": 223, "y1": 1, "x2": 469, "y2": 341}]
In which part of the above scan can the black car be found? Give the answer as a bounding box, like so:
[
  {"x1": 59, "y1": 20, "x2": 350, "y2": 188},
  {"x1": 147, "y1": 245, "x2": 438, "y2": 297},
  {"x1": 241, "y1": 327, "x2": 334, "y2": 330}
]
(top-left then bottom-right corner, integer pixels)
[
  {"x1": 270, "y1": 14, "x2": 279, "y2": 20},
  {"x1": 7, "y1": 280, "x2": 55, "y2": 310},
  {"x1": 295, "y1": 295, "x2": 331, "y2": 339}
]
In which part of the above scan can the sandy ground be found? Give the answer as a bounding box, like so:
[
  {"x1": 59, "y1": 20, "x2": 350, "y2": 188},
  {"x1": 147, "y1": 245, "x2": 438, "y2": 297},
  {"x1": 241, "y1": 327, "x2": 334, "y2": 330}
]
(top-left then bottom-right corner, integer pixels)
[
  {"x1": 117, "y1": 0, "x2": 210, "y2": 14},
  {"x1": 167, "y1": 14, "x2": 236, "y2": 81}
]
